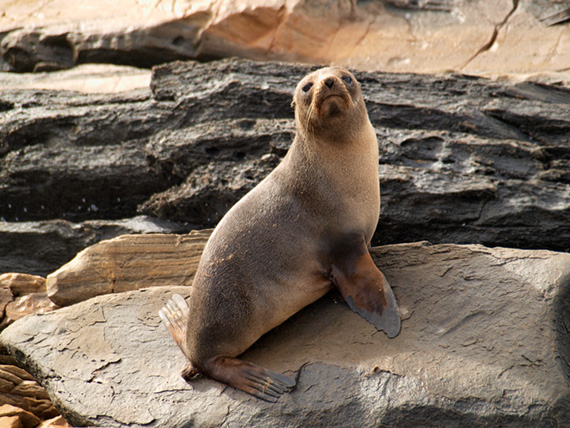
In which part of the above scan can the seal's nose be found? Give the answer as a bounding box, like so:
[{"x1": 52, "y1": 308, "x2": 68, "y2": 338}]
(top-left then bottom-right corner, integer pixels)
[{"x1": 324, "y1": 78, "x2": 334, "y2": 88}]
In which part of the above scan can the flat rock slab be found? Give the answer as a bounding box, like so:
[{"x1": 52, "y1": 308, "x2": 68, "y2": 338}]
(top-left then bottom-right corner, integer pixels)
[{"x1": 1, "y1": 242, "x2": 569, "y2": 427}]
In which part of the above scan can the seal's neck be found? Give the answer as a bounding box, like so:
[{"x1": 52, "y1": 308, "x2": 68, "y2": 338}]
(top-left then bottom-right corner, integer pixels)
[
  {"x1": 297, "y1": 119, "x2": 378, "y2": 173},
  {"x1": 281, "y1": 119, "x2": 380, "y2": 240},
  {"x1": 282, "y1": 118, "x2": 379, "y2": 205}
]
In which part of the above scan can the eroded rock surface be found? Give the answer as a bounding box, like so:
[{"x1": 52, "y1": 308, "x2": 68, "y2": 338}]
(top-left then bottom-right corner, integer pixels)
[
  {"x1": 1, "y1": 0, "x2": 569, "y2": 78},
  {"x1": 46, "y1": 229, "x2": 211, "y2": 307},
  {"x1": 0, "y1": 64, "x2": 151, "y2": 93},
  {"x1": 1, "y1": 59, "x2": 570, "y2": 276},
  {"x1": 0, "y1": 217, "x2": 188, "y2": 277},
  {"x1": 0, "y1": 273, "x2": 58, "y2": 331},
  {"x1": 0, "y1": 355, "x2": 61, "y2": 423},
  {"x1": 1, "y1": 242, "x2": 568, "y2": 427}
]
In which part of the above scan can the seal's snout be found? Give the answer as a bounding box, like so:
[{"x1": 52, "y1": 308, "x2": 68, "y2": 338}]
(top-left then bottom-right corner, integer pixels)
[{"x1": 324, "y1": 77, "x2": 334, "y2": 88}]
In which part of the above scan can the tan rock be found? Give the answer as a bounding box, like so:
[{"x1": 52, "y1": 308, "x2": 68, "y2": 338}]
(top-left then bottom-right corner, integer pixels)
[
  {"x1": 4, "y1": 295, "x2": 58, "y2": 324},
  {"x1": 0, "y1": 416, "x2": 24, "y2": 428},
  {"x1": 36, "y1": 416, "x2": 70, "y2": 428},
  {"x1": 0, "y1": 366, "x2": 58, "y2": 421},
  {"x1": 1, "y1": 0, "x2": 569, "y2": 86},
  {"x1": 0, "y1": 405, "x2": 40, "y2": 428},
  {"x1": 46, "y1": 230, "x2": 212, "y2": 307},
  {"x1": 0, "y1": 287, "x2": 13, "y2": 326},
  {"x1": 466, "y1": 6, "x2": 570, "y2": 76},
  {"x1": 0, "y1": 396, "x2": 58, "y2": 422},
  {"x1": 0, "y1": 274, "x2": 45, "y2": 297},
  {"x1": 0, "y1": 369, "x2": 21, "y2": 386},
  {"x1": 0, "y1": 275, "x2": 57, "y2": 330},
  {"x1": 11, "y1": 381, "x2": 50, "y2": 400},
  {"x1": 0, "y1": 376, "x2": 16, "y2": 394},
  {"x1": 0, "y1": 0, "x2": 173, "y2": 30},
  {"x1": 0, "y1": 65, "x2": 151, "y2": 94},
  {"x1": 0, "y1": 366, "x2": 35, "y2": 382}
]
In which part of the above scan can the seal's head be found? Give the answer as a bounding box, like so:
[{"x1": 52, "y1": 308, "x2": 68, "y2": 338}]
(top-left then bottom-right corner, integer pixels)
[{"x1": 292, "y1": 67, "x2": 367, "y2": 142}]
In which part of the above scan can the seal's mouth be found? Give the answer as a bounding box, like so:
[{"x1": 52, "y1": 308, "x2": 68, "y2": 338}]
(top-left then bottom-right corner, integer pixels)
[
  {"x1": 321, "y1": 94, "x2": 346, "y2": 104},
  {"x1": 315, "y1": 93, "x2": 350, "y2": 118}
]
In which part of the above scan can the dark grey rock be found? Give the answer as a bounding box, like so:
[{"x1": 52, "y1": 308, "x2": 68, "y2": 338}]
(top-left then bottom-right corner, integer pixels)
[
  {"x1": 1, "y1": 59, "x2": 570, "y2": 276},
  {"x1": 0, "y1": 216, "x2": 188, "y2": 277},
  {"x1": 1, "y1": 243, "x2": 569, "y2": 427},
  {"x1": 144, "y1": 60, "x2": 570, "y2": 252},
  {"x1": 0, "y1": 88, "x2": 174, "y2": 222}
]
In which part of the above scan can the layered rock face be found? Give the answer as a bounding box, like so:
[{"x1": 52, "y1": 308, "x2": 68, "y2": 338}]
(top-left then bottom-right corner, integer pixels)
[{"x1": 1, "y1": 59, "x2": 569, "y2": 276}]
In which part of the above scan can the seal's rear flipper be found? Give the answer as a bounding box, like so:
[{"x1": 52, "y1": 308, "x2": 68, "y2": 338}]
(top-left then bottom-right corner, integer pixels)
[
  {"x1": 330, "y1": 250, "x2": 401, "y2": 338},
  {"x1": 203, "y1": 356, "x2": 295, "y2": 403},
  {"x1": 159, "y1": 294, "x2": 192, "y2": 360}
]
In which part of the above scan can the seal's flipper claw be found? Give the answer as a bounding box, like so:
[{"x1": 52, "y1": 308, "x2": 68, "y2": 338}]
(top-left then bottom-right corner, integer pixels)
[
  {"x1": 203, "y1": 356, "x2": 295, "y2": 403},
  {"x1": 331, "y1": 250, "x2": 401, "y2": 338},
  {"x1": 159, "y1": 294, "x2": 192, "y2": 360}
]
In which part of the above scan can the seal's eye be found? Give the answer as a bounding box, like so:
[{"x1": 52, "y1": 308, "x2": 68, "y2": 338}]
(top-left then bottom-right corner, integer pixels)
[
  {"x1": 302, "y1": 82, "x2": 313, "y2": 93},
  {"x1": 342, "y1": 76, "x2": 353, "y2": 85}
]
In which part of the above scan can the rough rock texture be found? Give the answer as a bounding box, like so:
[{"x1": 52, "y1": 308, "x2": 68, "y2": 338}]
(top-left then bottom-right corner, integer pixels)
[
  {"x1": 0, "y1": 355, "x2": 60, "y2": 422},
  {"x1": 1, "y1": 0, "x2": 569, "y2": 79},
  {"x1": 0, "y1": 273, "x2": 58, "y2": 331},
  {"x1": 46, "y1": 229, "x2": 211, "y2": 307},
  {"x1": 0, "y1": 217, "x2": 188, "y2": 277},
  {"x1": 0, "y1": 403, "x2": 68, "y2": 428},
  {"x1": 36, "y1": 416, "x2": 70, "y2": 428},
  {"x1": 1, "y1": 242, "x2": 569, "y2": 427},
  {"x1": 0, "y1": 405, "x2": 40, "y2": 428},
  {"x1": 0, "y1": 282, "x2": 66, "y2": 428},
  {"x1": 0, "y1": 274, "x2": 45, "y2": 297},
  {"x1": 1, "y1": 59, "x2": 570, "y2": 276}
]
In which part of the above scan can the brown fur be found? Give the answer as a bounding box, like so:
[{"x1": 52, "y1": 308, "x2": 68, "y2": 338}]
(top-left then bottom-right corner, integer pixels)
[{"x1": 160, "y1": 67, "x2": 399, "y2": 402}]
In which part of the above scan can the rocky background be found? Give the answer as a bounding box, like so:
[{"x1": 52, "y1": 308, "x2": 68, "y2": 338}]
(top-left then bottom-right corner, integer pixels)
[{"x1": 1, "y1": 0, "x2": 570, "y2": 427}]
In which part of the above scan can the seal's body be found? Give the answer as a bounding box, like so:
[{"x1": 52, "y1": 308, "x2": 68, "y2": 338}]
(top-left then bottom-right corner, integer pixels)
[{"x1": 160, "y1": 67, "x2": 400, "y2": 402}]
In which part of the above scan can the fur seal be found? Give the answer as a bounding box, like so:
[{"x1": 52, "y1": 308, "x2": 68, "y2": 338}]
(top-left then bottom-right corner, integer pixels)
[{"x1": 159, "y1": 67, "x2": 400, "y2": 402}]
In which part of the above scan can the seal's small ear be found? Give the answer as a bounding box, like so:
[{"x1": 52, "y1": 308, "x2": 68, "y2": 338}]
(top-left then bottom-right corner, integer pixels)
[{"x1": 291, "y1": 98, "x2": 296, "y2": 109}]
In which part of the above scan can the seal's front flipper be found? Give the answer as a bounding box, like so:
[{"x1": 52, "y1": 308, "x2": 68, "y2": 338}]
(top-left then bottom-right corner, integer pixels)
[
  {"x1": 159, "y1": 294, "x2": 192, "y2": 360},
  {"x1": 203, "y1": 356, "x2": 295, "y2": 403},
  {"x1": 330, "y1": 251, "x2": 401, "y2": 338}
]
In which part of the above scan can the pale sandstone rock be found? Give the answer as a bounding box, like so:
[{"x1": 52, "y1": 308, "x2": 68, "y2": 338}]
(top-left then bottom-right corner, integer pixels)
[
  {"x1": 0, "y1": 415, "x2": 23, "y2": 428},
  {"x1": 0, "y1": 274, "x2": 57, "y2": 331},
  {"x1": 465, "y1": 5, "x2": 570, "y2": 75},
  {"x1": 0, "y1": 404, "x2": 40, "y2": 428},
  {"x1": 1, "y1": 242, "x2": 569, "y2": 427},
  {"x1": 37, "y1": 416, "x2": 70, "y2": 428},
  {"x1": 0, "y1": 65, "x2": 151, "y2": 94},
  {"x1": 0, "y1": 217, "x2": 188, "y2": 278},
  {"x1": 0, "y1": 274, "x2": 45, "y2": 297},
  {"x1": 4, "y1": 295, "x2": 58, "y2": 324},
  {"x1": 0, "y1": 286, "x2": 13, "y2": 326},
  {"x1": 0, "y1": 364, "x2": 59, "y2": 421},
  {"x1": 46, "y1": 229, "x2": 212, "y2": 307},
  {"x1": 1, "y1": 0, "x2": 568, "y2": 80}
]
